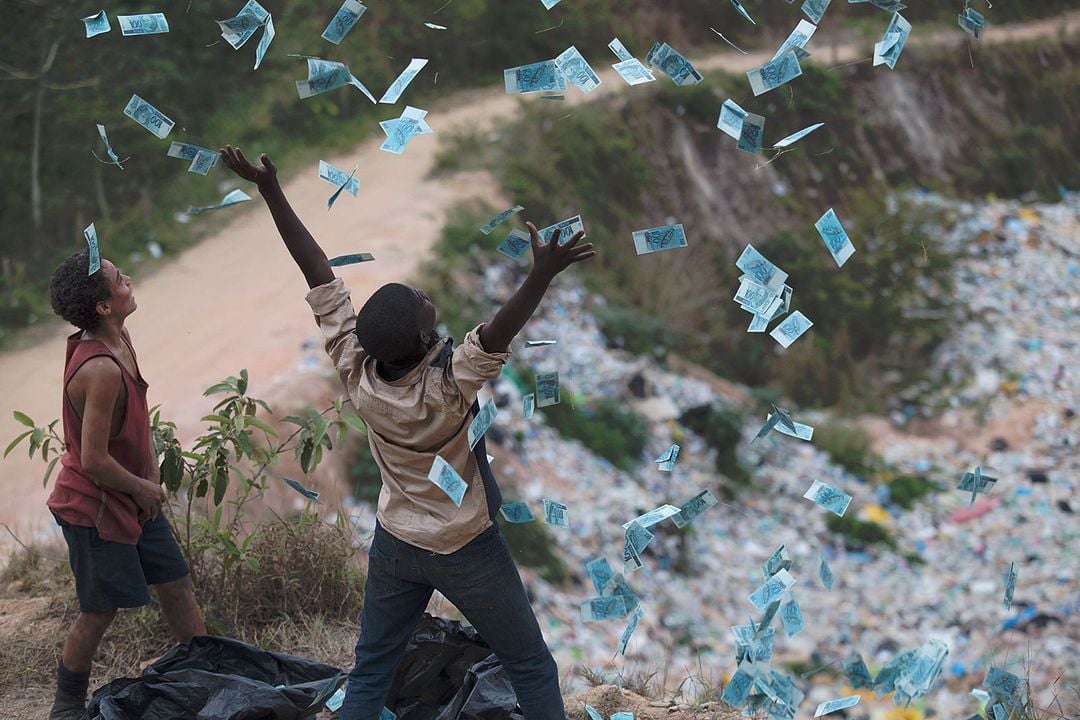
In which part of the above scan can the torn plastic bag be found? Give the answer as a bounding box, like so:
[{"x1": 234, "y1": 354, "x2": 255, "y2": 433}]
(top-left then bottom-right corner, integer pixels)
[
  {"x1": 87, "y1": 635, "x2": 344, "y2": 720},
  {"x1": 387, "y1": 614, "x2": 522, "y2": 720}
]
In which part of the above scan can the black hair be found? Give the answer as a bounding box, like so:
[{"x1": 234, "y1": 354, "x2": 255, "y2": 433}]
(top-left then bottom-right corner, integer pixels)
[
  {"x1": 354, "y1": 283, "x2": 424, "y2": 363},
  {"x1": 49, "y1": 250, "x2": 111, "y2": 332}
]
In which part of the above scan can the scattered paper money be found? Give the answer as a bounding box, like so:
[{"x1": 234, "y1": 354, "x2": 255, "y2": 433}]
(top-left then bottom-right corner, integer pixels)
[
  {"x1": 324, "y1": 688, "x2": 346, "y2": 712},
  {"x1": 82, "y1": 10, "x2": 111, "y2": 38},
  {"x1": 618, "y1": 606, "x2": 644, "y2": 655},
  {"x1": 729, "y1": 0, "x2": 756, "y2": 24},
  {"x1": 187, "y1": 189, "x2": 252, "y2": 215},
  {"x1": 554, "y1": 46, "x2": 602, "y2": 93},
  {"x1": 803, "y1": 479, "x2": 852, "y2": 516},
  {"x1": 894, "y1": 639, "x2": 949, "y2": 701},
  {"x1": 754, "y1": 599, "x2": 782, "y2": 640},
  {"x1": 188, "y1": 150, "x2": 217, "y2": 176},
  {"x1": 319, "y1": 161, "x2": 360, "y2": 197},
  {"x1": 522, "y1": 393, "x2": 535, "y2": 419},
  {"x1": 380, "y1": 106, "x2": 432, "y2": 154},
  {"x1": 819, "y1": 553, "x2": 834, "y2": 590},
  {"x1": 327, "y1": 253, "x2": 375, "y2": 267},
  {"x1": 218, "y1": 1, "x2": 269, "y2": 49},
  {"x1": 612, "y1": 58, "x2": 656, "y2": 86},
  {"x1": 497, "y1": 228, "x2": 531, "y2": 261},
  {"x1": 93, "y1": 124, "x2": 124, "y2": 170},
  {"x1": 380, "y1": 58, "x2": 429, "y2": 103},
  {"x1": 581, "y1": 595, "x2": 627, "y2": 622},
  {"x1": 424, "y1": 22, "x2": 447, "y2": 30},
  {"x1": 1003, "y1": 561, "x2": 1018, "y2": 609},
  {"x1": 83, "y1": 223, "x2": 101, "y2": 275},
  {"x1": 253, "y1": 14, "x2": 275, "y2": 70},
  {"x1": 762, "y1": 545, "x2": 792, "y2": 579},
  {"x1": 480, "y1": 205, "x2": 524, "y2": 235},
  {"x1": 427, "y1": 455, "x2": 467, "y2": 507},
  {"x1": 737, "y1": 245, "x2": 788, "y2": 292},
  {"x1": 540, "y1": 0, "x2": 562, "y2": 8},
  {"x1": 874, "y1": 13, "x2": 912, "y2": 69},
  {"x1": 468, "y1": 397, "x2": 498, "y2": 450},
  {"x1": 621, "y1": 504, "x2": 682, "y2": 530},
  {"x1": 118, "y1": 13, "x2": 169, "y2": 36},
  {"x1": 537, "y1": 215, "x2": 585, "y2": 246},
  {"x1": 958, "y1": 7, "x2": 987, "y2": 39},
  {"x1": 773, "y1": 19, "x2": 817, "y2": 60},
  {"x1": 721, "y1": 664, "x2": 755, "y2": 707},
  {"x1": 815, "y1": 208, "x2": 856, "y2": 267},
  {"x1": 747, "y1": 51, "x2": 803, "y2": 97},
  {"x1": 737, "y1": 112, "x2": 765, "y2": 154},
  {"x1": 717, "y1": 99, "x2": 747, "y2": 139},
  {"x1": 499, "y1": 502, "x2": 535, "y2": 523},
  {"x1": 957, "y1": 466, "x2": 997, "y2": 507},
  {"x1": 671, "y1": 489, "x2": 718, "y2": 528},
  {"x1": 770, "y1": 311, "x2": 813, "y2": 348},
  {"x1": 123, "y1": 94, "x2": 174, "y2": 139},
  {"x1": 582, "y1": 703, "x2": 604, "y2": 720},
  {"x1": 773, "y1": 122, "x2": 824, "y2": 148},
  {"x1": 747, "y1": 568, "x2": 796, "y2": 612},
  {"x1": 772, "y1": 413, "x2": 814, "y2": 441},
  {"x1": 802, "y1": 0, "x2": 832, "y2": 24},
  {"x1": 655, "y1": 443, "x2": 680, "y2": 471},
  {"x1": 535, "y1": 371, "x2": 561, "y2": 407},
  {"x1": 543, "y1": 498, "x2": 568, "y2": 527},
  {"x1": 632, "y1": 223, "x2": 687, "y2": 255},
  {"x1": 296, "y1": 58, "x2": 376, "y2": 103},
  {"x1": 283, "y1": 477, "x2": 320, "y2": 501},
  {"x1": 623, "y1": 520, "x2": 653, "y2": 573},
  {"x1": 645, "y1": 42, "x2": 703, "y2": 86},
  {"x1": 504, "y1": 60, "x2": 567, "y2": 94},
  {"x1": 524, "y1": 340, "x2": 557, "y2": 347},
  {"x1": 815, "y1": 695, "x2": 859, "y2": 717},
  {"x1": 608, "y1": 38, "x2": 634, "y2": 62},
  {"x1": 585, "y1": 557, "x2": 614, "y2": 595},
  {"x1": 843, "y1": 653, "x2": 875, "y2": 689},
  {"x1": 321, "y1": 0, "x2": 367, "y2": 44},
  {"x1": 779, "y1": 595, "x2": 805, "y2": 637}
]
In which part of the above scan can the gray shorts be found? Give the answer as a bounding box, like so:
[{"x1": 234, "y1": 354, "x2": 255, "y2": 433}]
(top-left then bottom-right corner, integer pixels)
[{"x1": 56, "y1": 512, "x2": 190, "y2": 613}]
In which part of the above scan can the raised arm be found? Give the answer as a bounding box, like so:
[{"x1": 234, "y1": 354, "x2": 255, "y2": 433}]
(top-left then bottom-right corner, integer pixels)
[
  {"x1": 479, "y1": 222, "x2": 595, "y2": 353},
  {"x1": 219, "y1": 146, "x2": 334, "y2": 289}
]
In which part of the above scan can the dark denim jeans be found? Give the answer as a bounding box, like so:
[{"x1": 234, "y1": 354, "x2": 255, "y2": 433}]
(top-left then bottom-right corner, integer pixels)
[{"x1": 339, "y1": 521, "x2": 566, "y2": 720}]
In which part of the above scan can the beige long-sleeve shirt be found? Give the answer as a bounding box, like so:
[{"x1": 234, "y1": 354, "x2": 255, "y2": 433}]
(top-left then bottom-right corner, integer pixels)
[{"x1": 306, "y1": 278, "x2": 510, "y2": 553}]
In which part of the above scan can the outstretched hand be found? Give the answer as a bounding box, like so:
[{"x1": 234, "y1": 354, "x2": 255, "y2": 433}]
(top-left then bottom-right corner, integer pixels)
[
  {"x1": 526, "y1": 221, "x2": 596, "y2": 279},
  {"x1": 219, "y1": 145, "x2": 278, "y2": 189}
]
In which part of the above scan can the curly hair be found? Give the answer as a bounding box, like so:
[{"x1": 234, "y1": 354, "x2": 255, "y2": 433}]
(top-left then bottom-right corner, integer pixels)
[
  {"x1": 49, "y1": 250, "x2": 111, "y2": 332},
  {"x1": 354, "y1": 283, "x2": 423, "y2": 363}
]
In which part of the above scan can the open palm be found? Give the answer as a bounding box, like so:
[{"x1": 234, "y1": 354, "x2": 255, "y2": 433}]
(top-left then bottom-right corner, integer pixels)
[{"x1": 219, "y1": 145, "x2": 277, "y2": 188}]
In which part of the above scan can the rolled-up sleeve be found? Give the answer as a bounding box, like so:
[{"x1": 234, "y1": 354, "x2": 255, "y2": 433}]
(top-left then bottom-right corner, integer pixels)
[
  {"x1": 305, "y1": 278, "x2": 368, "y2": 400},
  {"x1": 450, "y1": 323, "x2": 511, "y2": 403}
]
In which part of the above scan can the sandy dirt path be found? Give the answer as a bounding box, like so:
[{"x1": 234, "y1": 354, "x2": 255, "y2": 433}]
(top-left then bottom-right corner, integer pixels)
[{"x1": 1, "y1": 11, "x2": 1075, "y2": 554}]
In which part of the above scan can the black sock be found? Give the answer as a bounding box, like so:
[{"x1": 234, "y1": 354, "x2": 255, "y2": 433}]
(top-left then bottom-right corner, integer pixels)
[{"x1": 57, "y1": 662, "x2": 91, "y2": 698}]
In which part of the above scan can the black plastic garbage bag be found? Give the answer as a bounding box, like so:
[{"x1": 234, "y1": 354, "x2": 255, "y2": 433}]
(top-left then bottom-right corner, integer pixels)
[
  {"x1": 387, "y1": 615, "x2": 522, "y2": 720},
  {"x1": 87, "y1": 636, "x2": 344, "y2": 720}
]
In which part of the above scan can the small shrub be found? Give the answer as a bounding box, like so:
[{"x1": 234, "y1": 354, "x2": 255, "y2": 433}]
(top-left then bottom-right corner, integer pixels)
[
  {"x1": 886, "y1": 473, "x2": 937, "y2": 510},
  {"x1": 540, "y1": 398, "x2": 648, "y2": 471},
  {"x1": 815, "y1": 421, "x2": 876, "y2": 478},
  {"x1": 678, "y1": 404, "x2": 750, "y2": 489},
  {"x1": 496, "y1": 517, "x2": 567, "y2": 585},
  {"x1": 825, "y1": 514, "x2": 896, "y2": 551}
]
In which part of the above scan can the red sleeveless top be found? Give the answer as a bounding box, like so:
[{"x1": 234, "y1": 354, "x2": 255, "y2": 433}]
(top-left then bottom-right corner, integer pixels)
[{"x1": 46, "y1": 330, "x2": 151, "y2": 545}]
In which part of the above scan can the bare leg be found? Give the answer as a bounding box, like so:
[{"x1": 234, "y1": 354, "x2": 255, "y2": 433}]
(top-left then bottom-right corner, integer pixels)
[
  {"x1": 61, "y1": 610, "x2": 117, "y2": 672},
  {"x1": 153, "y1": 575, "x2": 206, "y2": 642}
]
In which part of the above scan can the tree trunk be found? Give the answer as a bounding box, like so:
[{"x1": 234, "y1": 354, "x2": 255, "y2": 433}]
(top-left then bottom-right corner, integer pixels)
[{"x1": 30, "y1": 82, "x2": 44, "y2": 229}]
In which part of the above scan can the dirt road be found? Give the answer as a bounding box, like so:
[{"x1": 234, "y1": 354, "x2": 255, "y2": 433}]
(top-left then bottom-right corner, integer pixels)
[{"x1": 1, "y1": 11, "x2": 1075, "y2": 554}]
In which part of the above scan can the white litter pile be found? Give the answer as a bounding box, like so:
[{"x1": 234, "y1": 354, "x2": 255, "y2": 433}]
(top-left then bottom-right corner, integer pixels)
[{"x1": 468, "y1": 193, "x2": 1079, "y2": 714}]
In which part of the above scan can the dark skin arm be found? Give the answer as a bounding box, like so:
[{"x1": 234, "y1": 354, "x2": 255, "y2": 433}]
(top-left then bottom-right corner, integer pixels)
[
  {"x1": 218, "y1": 146, "x2": 334, "y2": 289},
  {"x1": 479, "y1": 223, "x2": 595, "y2": 353},
  {"x1": 75, "y1": 358, "x2": 166, "y2": 522}
]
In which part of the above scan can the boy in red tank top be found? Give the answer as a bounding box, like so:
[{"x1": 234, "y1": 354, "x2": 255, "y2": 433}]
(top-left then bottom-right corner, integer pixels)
[{"x1": 45, "y1": 250, "x2": 205, "y2": 720}]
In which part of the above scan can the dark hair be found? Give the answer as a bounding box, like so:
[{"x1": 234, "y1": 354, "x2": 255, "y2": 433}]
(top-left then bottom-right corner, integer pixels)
[
  {"x1": 49, "y1": 250, "x2": 111, "y2": 332},
  {"x1": 355, "y1": 283, "x2": 423, "y2": 362}
]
